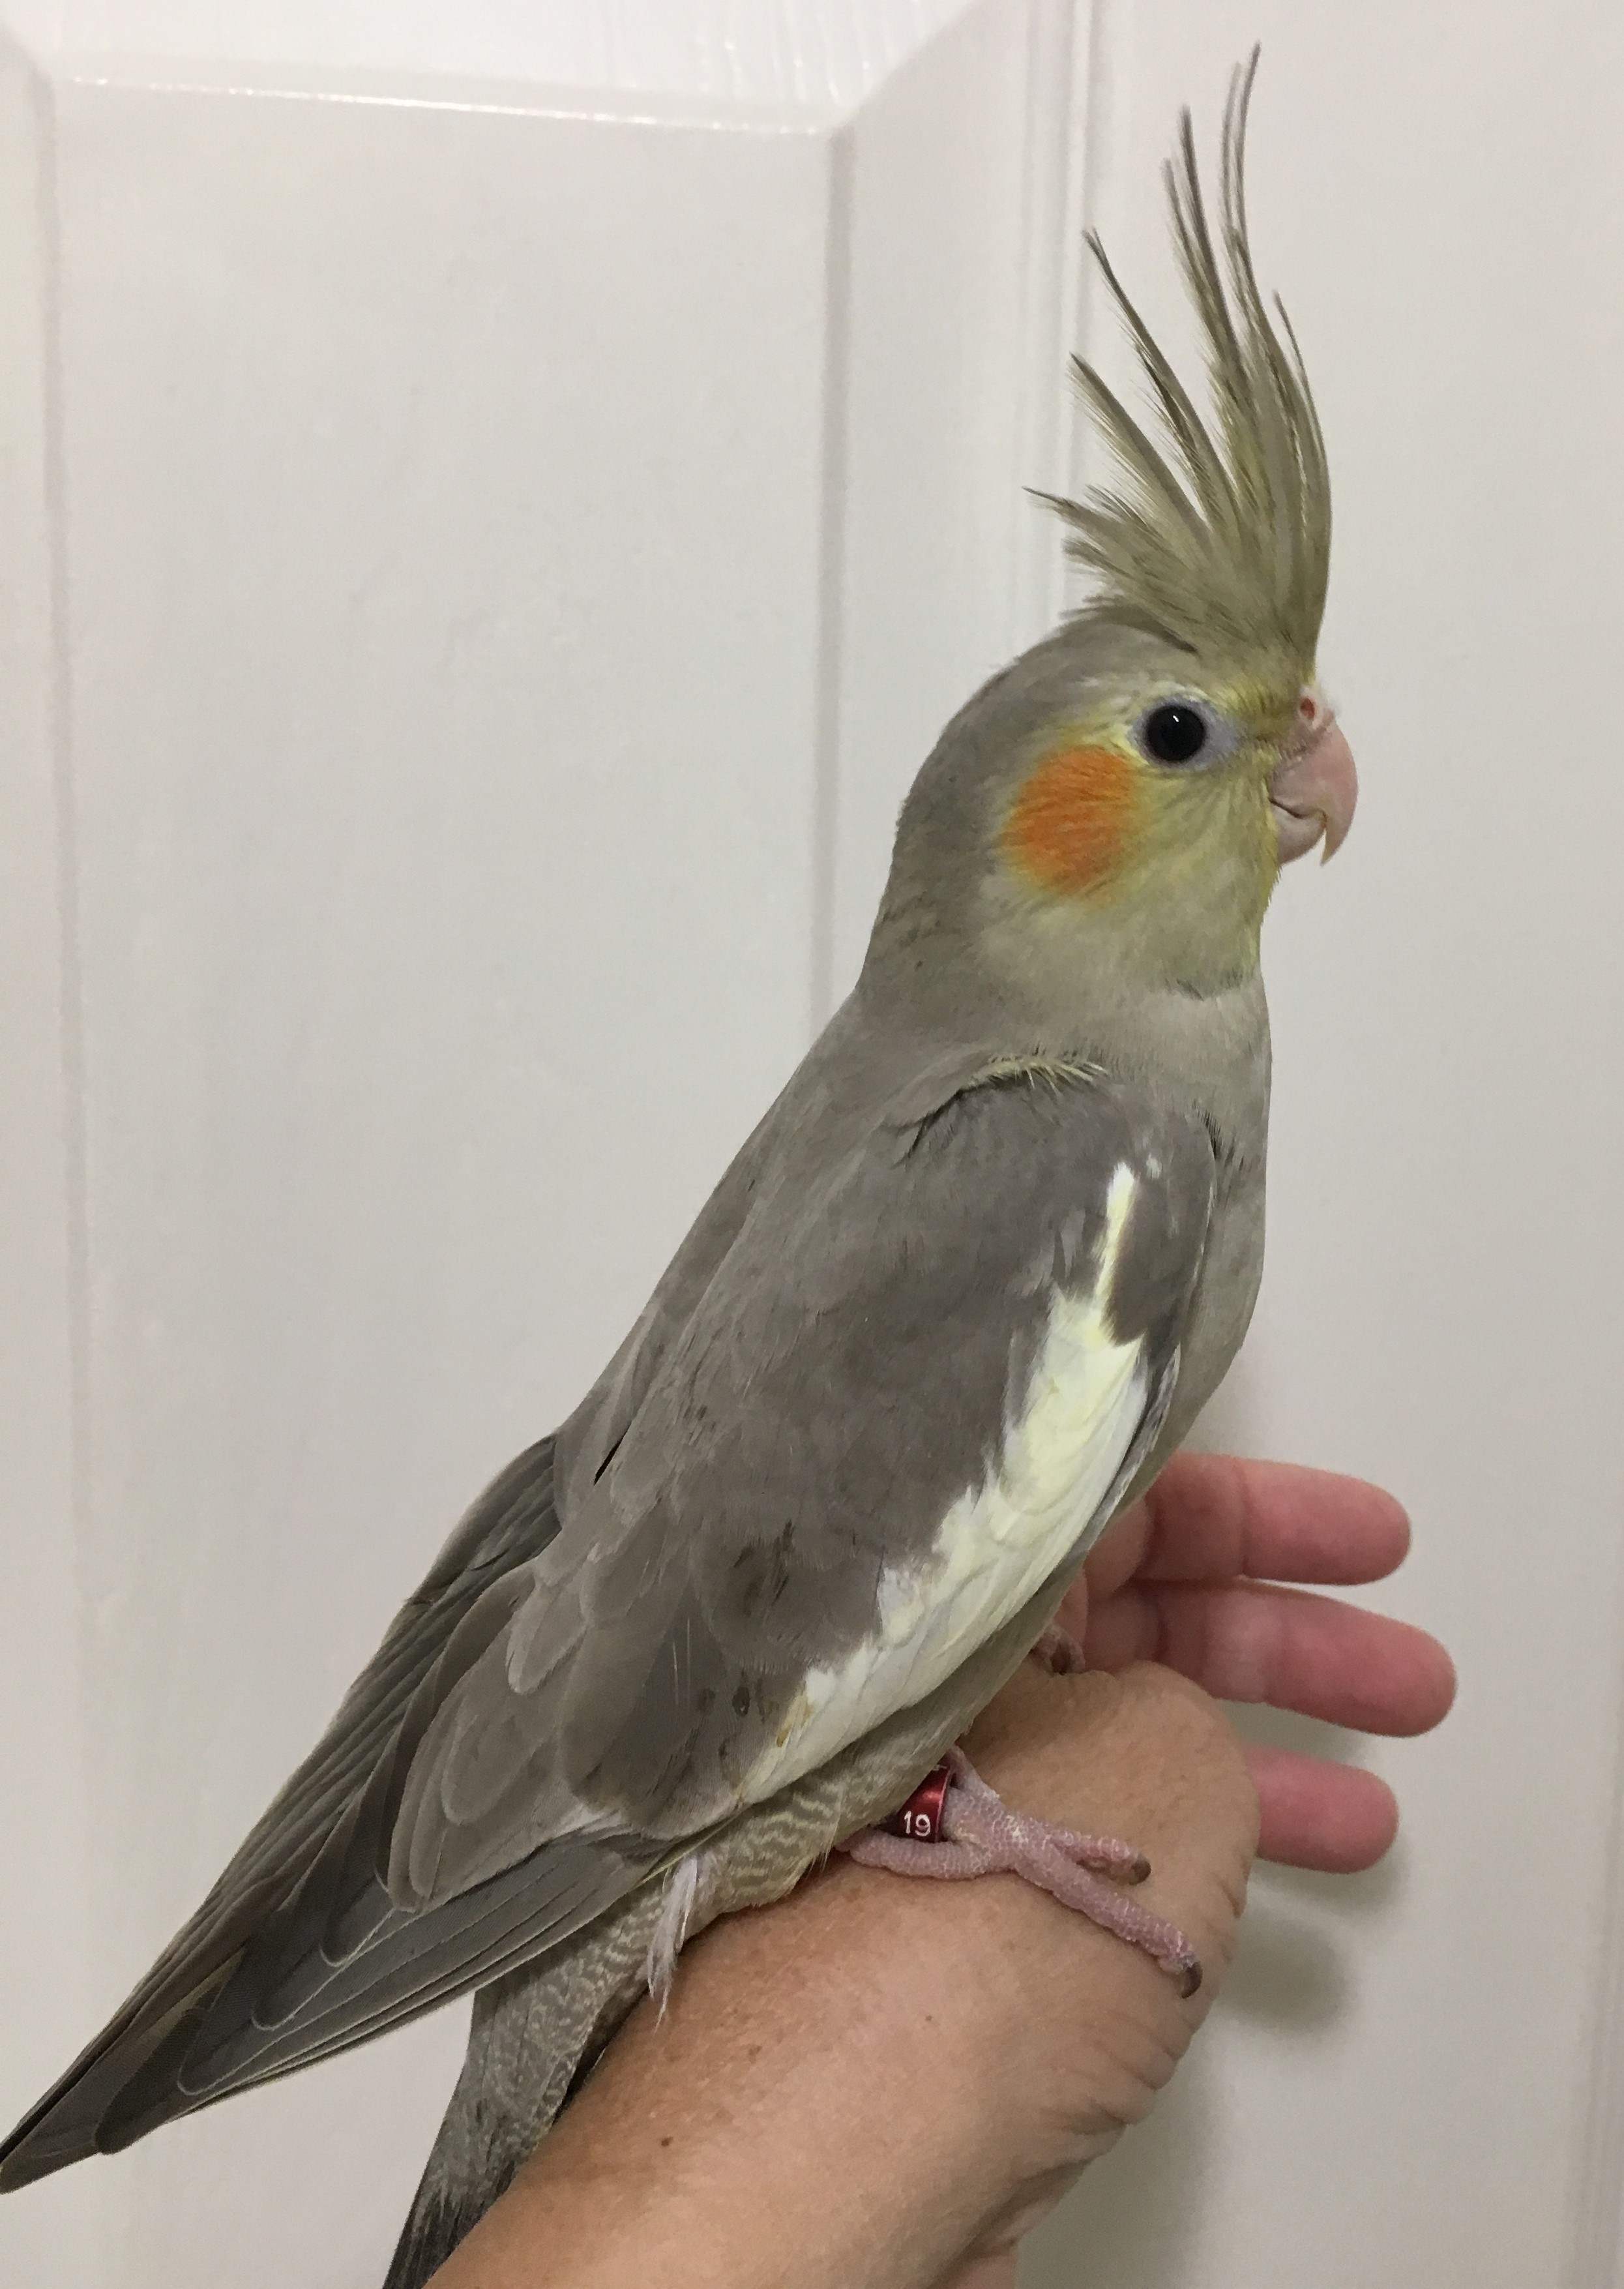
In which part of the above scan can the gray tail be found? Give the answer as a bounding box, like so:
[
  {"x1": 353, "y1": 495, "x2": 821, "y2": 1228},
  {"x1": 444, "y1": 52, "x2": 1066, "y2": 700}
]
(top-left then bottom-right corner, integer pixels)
[
  {"x1": 384, "y1": 2182, "x2": 484, "y2": 2289},
  {"x1": 383, "y1": 1904, "x2": 655, "y2": 2289}
]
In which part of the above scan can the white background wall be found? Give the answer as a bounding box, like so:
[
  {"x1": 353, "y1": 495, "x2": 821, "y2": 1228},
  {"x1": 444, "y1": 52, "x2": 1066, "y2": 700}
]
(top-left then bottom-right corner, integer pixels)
[{"x1": 1, "y1": 4, "x2": 1621, "y2": 2286}]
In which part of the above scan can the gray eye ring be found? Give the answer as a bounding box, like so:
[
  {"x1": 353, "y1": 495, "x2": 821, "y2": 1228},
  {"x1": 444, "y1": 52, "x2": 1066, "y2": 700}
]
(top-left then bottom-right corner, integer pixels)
[{"x1": 1132, "y1": 695, "x2": 1233, "y2": 771}]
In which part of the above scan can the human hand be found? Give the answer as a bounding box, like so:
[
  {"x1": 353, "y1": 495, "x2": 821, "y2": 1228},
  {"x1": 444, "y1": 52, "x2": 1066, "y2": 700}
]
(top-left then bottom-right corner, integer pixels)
[
  {"x1": 932, "y1": 1453, "x2": 1456, "y2": 2287},
  {"x1": 1070, "y1": 1450, "x2": 1456, "y2": 1874},
  {"x1": 430, "y1": 1458, "x2": 1453, "y2": 2289}
]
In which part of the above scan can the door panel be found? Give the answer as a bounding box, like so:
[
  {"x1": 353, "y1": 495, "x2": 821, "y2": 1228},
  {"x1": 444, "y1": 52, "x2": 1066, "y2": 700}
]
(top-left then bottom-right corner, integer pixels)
[{"x1": 2, "y1": 5, "x2": 1620, "y2": 2286}]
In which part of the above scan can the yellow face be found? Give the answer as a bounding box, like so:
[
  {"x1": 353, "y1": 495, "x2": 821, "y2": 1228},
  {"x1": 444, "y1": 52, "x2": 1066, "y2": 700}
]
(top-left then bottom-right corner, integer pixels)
[
  {"x1": 1000, "y1": 672, "x2": 1306, "y2": 901},
  {"x1": 992, "y1": 665, "x2": 1342, "y2": 986}
]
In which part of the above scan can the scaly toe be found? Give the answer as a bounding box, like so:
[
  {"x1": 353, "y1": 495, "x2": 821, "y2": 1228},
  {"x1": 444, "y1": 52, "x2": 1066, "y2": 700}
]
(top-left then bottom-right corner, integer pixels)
[
  {"x1": 941, "y1": 1753, "x2": 1200, "y2": 1994},
  {"x1": 844, "y1": 1756, "x2": 1201, "y2": 1996},
  {"x1": 1048, "y1": 1826, "x2": 1152, "y2": 1884}
]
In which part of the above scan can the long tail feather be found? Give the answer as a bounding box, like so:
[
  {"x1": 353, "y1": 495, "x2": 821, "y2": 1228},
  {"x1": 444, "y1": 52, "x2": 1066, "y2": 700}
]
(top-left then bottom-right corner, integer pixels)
[{"x1": 382, "y1": 1891, "x2": 658, "y2": 2288}]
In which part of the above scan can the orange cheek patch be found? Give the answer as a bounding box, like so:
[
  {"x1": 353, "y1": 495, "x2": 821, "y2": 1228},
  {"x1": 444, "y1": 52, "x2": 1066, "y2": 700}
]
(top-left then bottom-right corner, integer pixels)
[{"x1": 1003, "y1": 744, "x2": 1138, "y2": 893}]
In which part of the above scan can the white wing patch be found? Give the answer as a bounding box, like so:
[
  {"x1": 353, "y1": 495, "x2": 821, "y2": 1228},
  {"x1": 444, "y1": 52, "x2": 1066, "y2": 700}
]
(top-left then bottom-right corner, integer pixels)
[{"x1": 743, "y1": 1163, "x2": 1152, "y2": 1806}]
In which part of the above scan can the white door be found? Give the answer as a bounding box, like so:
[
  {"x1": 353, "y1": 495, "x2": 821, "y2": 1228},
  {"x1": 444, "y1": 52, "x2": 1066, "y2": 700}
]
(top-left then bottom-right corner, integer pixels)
[{"x1": 1, "y1": 6, "x2": 1620, "y2": 2287}]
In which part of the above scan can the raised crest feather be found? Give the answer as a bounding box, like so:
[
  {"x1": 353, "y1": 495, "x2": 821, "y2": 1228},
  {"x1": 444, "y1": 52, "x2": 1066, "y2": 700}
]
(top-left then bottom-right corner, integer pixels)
[{"x1": 1044, "y1": 49, "x2": 1331, "y2": 664}]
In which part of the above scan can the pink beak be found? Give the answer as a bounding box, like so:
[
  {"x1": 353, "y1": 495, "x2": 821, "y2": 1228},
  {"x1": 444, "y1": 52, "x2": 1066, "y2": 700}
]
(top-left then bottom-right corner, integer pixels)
[{"x1": 1269, "y1": 695, "x2": 1358, "y2": 865}]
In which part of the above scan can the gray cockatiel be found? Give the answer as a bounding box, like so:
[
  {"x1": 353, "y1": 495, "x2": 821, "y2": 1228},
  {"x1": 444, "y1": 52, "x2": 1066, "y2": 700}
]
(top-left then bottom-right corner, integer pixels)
[{"x1": 0, "y1": 55, "x2": 1357, "y2": 2286}]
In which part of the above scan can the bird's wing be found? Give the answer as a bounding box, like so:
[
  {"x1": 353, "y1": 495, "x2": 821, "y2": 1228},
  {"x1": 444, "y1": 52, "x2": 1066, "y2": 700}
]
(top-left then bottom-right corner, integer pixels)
[
  {"x1": 0, "y1": 1438, "x2": 607, "y2": 2184},
  {"x1": 394, "y1": 1051, "x2": 1218, "y2": 1902},
  {"x1": 0, "y1": 1054, "x2": 1214, "y2": 2185},
  {"x1": 0, "y1": 1087, "x2": 793, "y2": 2187}
]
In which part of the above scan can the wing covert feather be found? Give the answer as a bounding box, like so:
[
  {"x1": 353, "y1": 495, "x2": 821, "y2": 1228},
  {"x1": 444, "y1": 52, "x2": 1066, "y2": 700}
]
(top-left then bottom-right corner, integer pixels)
[
  {"x1": 398, "y1": 1059, "x2": 1216, "y2": 1903},
  {"x1": 0, "y1": 1054, "x2": 1215, "y2": 2189},
  {"x1": 0, "y1": 1437, "x2": 591, "y2": 2181}
]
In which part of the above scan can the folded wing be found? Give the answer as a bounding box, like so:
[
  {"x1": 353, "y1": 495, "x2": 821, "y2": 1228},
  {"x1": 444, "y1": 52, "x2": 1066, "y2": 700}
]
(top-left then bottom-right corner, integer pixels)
[{"x1": 0, "y1": 1051, "x2": 1214, "y2": 2187}]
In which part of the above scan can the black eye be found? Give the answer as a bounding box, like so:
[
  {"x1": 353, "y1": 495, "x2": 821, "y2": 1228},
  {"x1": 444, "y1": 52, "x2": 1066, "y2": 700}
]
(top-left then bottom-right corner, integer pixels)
[{"x1": 1141, "y1": 702, "x2": 1209, "y2": 766}]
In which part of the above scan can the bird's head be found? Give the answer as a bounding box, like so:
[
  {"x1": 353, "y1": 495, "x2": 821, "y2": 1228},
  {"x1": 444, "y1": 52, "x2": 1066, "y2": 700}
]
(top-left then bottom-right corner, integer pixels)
[{"x1": 869, "y1": 56, "x2": 1354, "y2": 1013}]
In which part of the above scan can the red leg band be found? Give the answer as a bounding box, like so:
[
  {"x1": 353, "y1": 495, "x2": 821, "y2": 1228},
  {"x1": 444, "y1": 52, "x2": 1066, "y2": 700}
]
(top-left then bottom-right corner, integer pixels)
[{"x1": 881, "y1": 1761, "x2": 955, "y2": 1844}]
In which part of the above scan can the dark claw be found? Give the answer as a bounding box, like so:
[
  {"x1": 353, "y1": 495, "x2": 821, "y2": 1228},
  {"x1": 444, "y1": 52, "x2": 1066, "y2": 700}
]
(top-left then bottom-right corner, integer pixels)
[{"x1": 1031, "y1": 1623, "x2": 1087, "y2": 1676}]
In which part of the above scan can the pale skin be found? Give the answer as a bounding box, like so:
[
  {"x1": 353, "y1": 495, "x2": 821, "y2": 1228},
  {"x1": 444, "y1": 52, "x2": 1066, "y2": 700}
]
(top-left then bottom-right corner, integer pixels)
[{"x1": 426, "y1": 1455, "x2": 1456, "y2": 2289}]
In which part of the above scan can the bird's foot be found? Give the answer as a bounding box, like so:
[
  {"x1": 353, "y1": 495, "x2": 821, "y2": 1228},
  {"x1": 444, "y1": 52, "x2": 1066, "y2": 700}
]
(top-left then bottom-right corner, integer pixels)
[{"x1": 842, "y1": 1748, "x2": 1201, "y2": 1996}]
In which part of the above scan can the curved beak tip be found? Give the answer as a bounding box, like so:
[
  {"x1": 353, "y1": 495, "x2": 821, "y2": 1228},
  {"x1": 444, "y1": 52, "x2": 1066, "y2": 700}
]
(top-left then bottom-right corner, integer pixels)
[{"x1": 1270, "y1": 722, "x2": 1358, "y2": 868}]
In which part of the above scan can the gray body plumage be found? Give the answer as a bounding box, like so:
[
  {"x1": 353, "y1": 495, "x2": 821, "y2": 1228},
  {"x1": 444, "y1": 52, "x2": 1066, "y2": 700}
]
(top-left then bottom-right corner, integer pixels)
[
  {"x1": 377, "y1": 927, "x2": 1267, "y2": 2277},
  {"x1": 0, "y1": 59, "x2": 1335, "y2": 2288},
  {"x1": 0, "y1": 667, "x2": 1266, "y2": 2234}
]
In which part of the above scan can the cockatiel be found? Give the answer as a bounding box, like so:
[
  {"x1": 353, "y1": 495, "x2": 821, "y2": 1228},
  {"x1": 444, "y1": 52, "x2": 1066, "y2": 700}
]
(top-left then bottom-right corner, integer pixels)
[{"x1": 0, "y1": 53, "x2": 1355, "y2": 2288}]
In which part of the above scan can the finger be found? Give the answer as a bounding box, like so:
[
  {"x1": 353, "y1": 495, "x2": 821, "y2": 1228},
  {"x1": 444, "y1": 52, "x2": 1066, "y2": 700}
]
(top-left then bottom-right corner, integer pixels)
[
  {"x1": 1086, "y1": 1453, "x2": 1411, "y2": 1596},
  {"x1": 1076, "y1": 1499, "x2": 1151, "y2": 1606},
  {"x1": 1246, "y1": 1743, "x2": 1399, "y2": 1872},
  {"x1": 1084, "y1": 1581, "x2": 1457, "y2": 1737}
]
